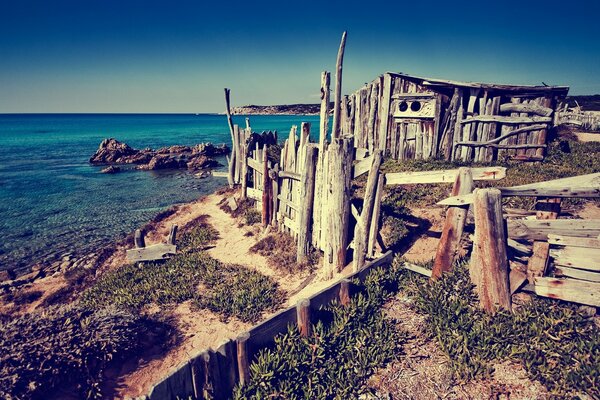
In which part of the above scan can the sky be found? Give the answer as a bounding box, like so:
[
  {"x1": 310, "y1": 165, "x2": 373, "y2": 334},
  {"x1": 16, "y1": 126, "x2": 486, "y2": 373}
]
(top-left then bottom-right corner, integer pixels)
[{"x1": 0, "y1": 0, "x2": 598, "y2": 113}]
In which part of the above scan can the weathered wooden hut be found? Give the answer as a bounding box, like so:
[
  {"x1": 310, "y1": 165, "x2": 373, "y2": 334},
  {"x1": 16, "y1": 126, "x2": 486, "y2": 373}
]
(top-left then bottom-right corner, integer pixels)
[{"x1": 341, "y1": 72, "x2": 569, "y2": 162}]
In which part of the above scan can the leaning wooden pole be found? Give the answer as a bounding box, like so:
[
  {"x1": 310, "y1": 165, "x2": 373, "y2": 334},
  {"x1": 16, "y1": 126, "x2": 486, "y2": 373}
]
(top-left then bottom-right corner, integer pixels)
[
  {"x1": 431, "y1": 167, "x2": 474, "y2": 279},
  {"x1": 324, "y1": 135, "x2": 353, "y2": 278},
  {"x1": 224, "y1": 88, "x2": 236, "y2": 188},
  {"x1": 331, "y1": 31, "x2": 347, "y2": 140},
  {"x1": 469, "y1": 188, "x2": 511, "y2": 313},
  {"x1": 297, "y1": 145, "x2": 318, "y2": 262},
  {"x1": 353, "y1": 150, "x2": 383, "y2": 271}
]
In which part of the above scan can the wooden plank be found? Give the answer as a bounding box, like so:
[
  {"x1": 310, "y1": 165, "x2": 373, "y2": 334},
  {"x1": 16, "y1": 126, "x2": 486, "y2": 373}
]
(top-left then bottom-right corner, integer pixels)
[
  {"x1": 551, "y1": 247, "x2": 600, "y2": 271},
  {"x1": 548, "y1": 234, "x2": 600, "y2": 249},
  {"x1": 367, "y1": 174, "x2": 385, "y2": 258},
  {"x1": 283, "y1": 216, "x2": 298, "y2": 233},
  {"x1": 126, "y1": 243, "x2": 176, "y2": 262},
  {"x1": 553, "y1": 266, "x2": 600, "y2": 282},
  {"x1": 500, "y1": 102, "x2": 553, "y2": 116},
  {"x1": 507, "y1": 238, "x2": 532, "y2": 256},
  {"x1": 297, "y1": 146, "x2": 318, "y2": 262},
  {"x1": 470, "y1": 188, "x2": 511, "y2": 313},
  {"x1": 385, "y1": 166, "x2": 506, "y2": 185},
  {"x1": 431, "y1": 167, "x2": 473, "y2": 279},
  {"x1": 278, "y1": 171, "x2": 301, "y2": 181},
  {"x1": 510, "y1": 269, "x2": 528, "y2": 294},
  {"x1": 296, "y1": 299, "x2": 311, "y2": 337},
  {"x1": 527, "y1": 242, "x2": 550, "y2": 284},
  {"x1": 148, "y1": 361, "x2": 194, "y2": 400},
  {"x1": 247, "y1": 187, "x2": 262, "y2": 201},
  {"x1": 403, "y1": 261, "x2": 433, "y2": 277},
  {"x1": 247, "y1": 157, "x2": 262, "y2": 172},
  {"x1": 461, "y1": 115, "x2": 552, "y2": 124},
  {"x1": 508, "y1": 219, "x2": 600, "y2": 241},
  {"x1": 355, "y1": 147, "x2": 369, "y2": 159},
  {"x1": 235, "y1": 332, "x2": 250, "y2": 386},
  {"x1": 331, "y1": 31, "x2": 347, "y2": 139},
  {"x1": 277, "y1": 195, "x2": 299, "y2": 212},
  {"x1": 353, "y1": 154, "x2": 374, "y2": 178},
  {"x1": 534, "y1": 277, "x2": 600, "y2": 307},
  {"x1": 215, "y1": 340, "x2": 237, "y2": 399},
  {"x1": 247, "y1": 306, "x2": 296, "y2": 352}
]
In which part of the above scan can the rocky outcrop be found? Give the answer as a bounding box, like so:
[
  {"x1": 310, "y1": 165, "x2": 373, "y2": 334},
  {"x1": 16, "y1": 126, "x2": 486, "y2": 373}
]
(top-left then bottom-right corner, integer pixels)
[
  {"x1": 90, "y1": 138, "x2": 229, "y2": 171},
  {"x1": 100, "y1": 166, "x2": 121, "y2": 174}
]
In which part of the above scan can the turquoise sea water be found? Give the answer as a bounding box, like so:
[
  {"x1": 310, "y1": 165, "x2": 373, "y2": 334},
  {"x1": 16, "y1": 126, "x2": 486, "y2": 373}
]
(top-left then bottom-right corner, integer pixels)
[{"x1": 0, "y1": 114, "x2": 320, "y2": 274}]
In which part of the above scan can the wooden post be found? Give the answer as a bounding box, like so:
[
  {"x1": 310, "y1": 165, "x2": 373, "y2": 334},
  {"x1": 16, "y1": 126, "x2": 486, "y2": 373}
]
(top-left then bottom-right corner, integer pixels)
[
  {"x1": 324, "y1": 136, "x2": 353, "y2": 278},
  {"x1": 527, "y1": 197, "x2": 561, "y2": 284},
  {"x1": 215, "y1": 340, "x2": 237, "y2": 399},
  {"x1": 431, "y1": 167, "x2": 474, "y2": 279},
  {"x1": 167, "y1": 225, "x2": 177, "y2": 245},
  {"x1": 241, "y1": 142, "x2": 249, "y2": 199},
  {"x1": 353, "y1": 150, "x2": 383, "y2": 271},
  {"x1": 367, "y1": 174, "x2": 384, "y2": 257},
  {"x1": 261, "y1": 144, "x2": 271, "y2": 227},
  {"x1": 313, "y1": 71, "x2": 331, "y2": 249},
  {"x1": 331, "y1": 31, "x2": 347, "y2": 140},
  {"x1": 296, "y1": 298, "x2": 311, "y2": 337},
  {"x1": 236, "y1": 332, "x2": 250, "y2": 386},
  {"x1": 297, "y1": 145, "x2": 318, "y2": 262},
  {"x1": 470, "y1": 188, "x2": 511, "y2": 313},
  {"x1": 339, "y1": 279, "x2": 351, "y2": 306},
  {"x1": 270, "y1": 164, "x2": 280, "y2": 227},
  {"x1": 134, "y1": 229, "x2": 145, "y2": 248},
  {"x1": 224, "y1": 89, "x2": 236, "y2": 188}
]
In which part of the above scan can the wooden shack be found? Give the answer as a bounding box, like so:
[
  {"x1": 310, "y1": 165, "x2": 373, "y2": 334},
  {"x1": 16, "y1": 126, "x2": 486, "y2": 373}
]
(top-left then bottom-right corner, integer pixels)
[{"x1": 341, "y1": 72, "x2": 569, "y2": 162}]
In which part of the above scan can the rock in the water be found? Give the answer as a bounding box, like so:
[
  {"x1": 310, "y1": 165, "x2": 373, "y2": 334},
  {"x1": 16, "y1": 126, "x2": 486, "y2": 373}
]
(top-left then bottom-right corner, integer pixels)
[
  {"x1": 90, "y1": 138, "x2": 138, "y2": 164},
  {"x1": 101, "y1": 165, "x2": 121, "y2": 174},
  {"x1": 186, "y1": 155, "x2": 219, "y2": 170},
  {"x1": 144, "y1": 154, "x2": 187, "y2": 170}
]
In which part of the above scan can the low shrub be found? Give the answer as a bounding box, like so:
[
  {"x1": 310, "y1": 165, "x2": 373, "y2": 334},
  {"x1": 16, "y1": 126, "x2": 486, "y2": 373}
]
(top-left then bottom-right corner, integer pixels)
[
  {"x1": 9, "y1": 289, "x2": 43, "y2": 306},
  {"x1": 243, "y1": 209, "x2": 261, "y2": 226},
  {"x1": 399, "y1": 258, "x2": 600, "y2": 398},
  {"x1": 233, "y1": 265, "x2": 407, "y2": 399},
  {"x1": 178, "y1": 217, "x2": 219, "y2": 252},
  {"x1": 250, "y1": 233, "x2": 319, "y2": 273},
  {"x1": 0, "y1": 304, "x2": 171, "y2": 399}
]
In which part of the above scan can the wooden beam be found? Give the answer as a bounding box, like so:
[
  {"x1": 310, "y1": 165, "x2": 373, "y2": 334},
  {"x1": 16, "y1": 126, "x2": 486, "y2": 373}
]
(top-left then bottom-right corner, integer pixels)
[
  {"x1": 548, "y1": 234, "x2": 600, "y2": 249},
  {"x1": 296, "y1": 299, "x2": 311, "y2": 337},
  {"x1": 278, "y1": 171, "x2": 301, "y2": 181},
  {"x1": 470, "y1": 188, "x2": 511, "y2": 313},
  {"x1": 527, "y1": 197, "x2": 560, "y2": 284},
  {"x1": 352, "y1": 154, "x2": 374, "y2": 178},
  {"x1": 508, "y1": 219, "x2": 600, "y2": 241},
  {"x1": 297, "y1": 145, "x2": 318, "y2": 262},
  {"x1": 431, "y1": 167, "x2": 473, "y2": 279},
  {"x1": 247, "y1": 157, "x2": 262, "y2": 172},
  {"x1": 461, "y1": 115, "x2": 552, "y2": 124},
  {"x1": 403, "y1": 261, "x2": 433, "y2": 277},
  {"x1": 553, "y1": 266, "x2": 600, "y2": 283},
  {"x1": 455, "y1": 124, "x2": 547, "y2": 148},
  {"x1": 126, "y1": 243, "x2": 176, "y2": 262},
  {"x1": 534, "y1": 277, "x2": 600, "y2": 307},
  {"x1": 367, "y1": 174, "x2": 385, "y2": 258},
  {"x1": 385, "y1": 166, "x2": 506, "y2": 185},
  {"x1": 550, "y1": 247, "x2": 600, "y2": 271},
  {"x1": 500, "y1": 103, "x2": 553, "y2": 116},
  {"x1": 331, "y1": 32, "x2": 347, "y2": 139}
]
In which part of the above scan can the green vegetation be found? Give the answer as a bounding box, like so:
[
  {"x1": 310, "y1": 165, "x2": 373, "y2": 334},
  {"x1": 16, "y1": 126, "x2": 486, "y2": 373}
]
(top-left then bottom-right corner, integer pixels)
[
  {"x1": 0, "y1": 304, "x2": 170, "y2": 400},
  {"x1": 82, "y1": 225, "x2": 283, "y2": 323},
  {"x1": 250, "y1": 233, "x2": 319, "y2": 273},
  {"x1": 234, "y1": 265, "x2": 407, "y2": 399},
  {"x1": 398, "y1": 258, "x2": 600, "y2": 398},
  {"x1": 381, "y1": 139, "x2": 600, "y2": 209},
  {"x1": 178, "y1": 218, "x2": 219, "y2": 252}
]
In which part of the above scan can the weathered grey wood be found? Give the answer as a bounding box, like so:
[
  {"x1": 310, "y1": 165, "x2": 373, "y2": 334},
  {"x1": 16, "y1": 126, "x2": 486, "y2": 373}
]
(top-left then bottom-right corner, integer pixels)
[
  {"x1": 261, "y1": 144, "x2": 271, "y2": 227},
  {"x1": 278, "y1": 171, "x2": 301, "y2": 181},
  {"x1": 296, "y1": 298, "x2": 311, "y2": 337},
  {"x1": 551, "y1": 247, "x2": 600, "y2": 271},
  {"x1": 455, "y1": 124, "x2": 547, "y2": 147},
  {"x1": 215, "y1": 340, "x2": 237, "y2": 399},
  {"x1": 324, "y1": 136, "x2": 354, "y2": 278},
  {"x1": 270, "y1": 164, "x2": 280, "y2": 227},
  {"x1": 431, "y1": 167, "x2": 473, "y2": 279},
  {"x1": 134, "y1": 229, "x2": 145, "y2": 248},
  {"x1": 378, "y1": 74, "x2": 393, "y2": 151},
  {"x1": 508, "y1": 219, "x2": 600, "y2": 241},
  {"x1": 297, "y1": 145, "x2": 318, "y2": 262},
  {"x1": 548, "y1": 234, "x2": 600, "y2": 249},
  {"x1": 167, "y1": 225, "x2": 178, "y2": 245},
  {"x1": 331, "y1": 32, "x2": 347, "y2": 140},
  {"x1": 507, "y1": 238, "x2": 532, "y2": 256},
  {"x1": 126, "y1": 243, "x2": 176, "y2": 262},
  {"x1": 403, "y1": 261, "x2": 433, "y2": 277},
  {"x1": 527, "y1": 197, "x2": 560, "y2": 284},
  {"x1": 386, "y1": 166, "x2": 506, "y2": 185},
  {"x1": 276, "y1": 194, "x2": 299, "y2": 212},
  {"x1": 470, "y1": 188, "x2": 511, "y2": 313},
  {"x1": 353, "y1": 150, "x2": 383, "y2": 271},
  {"x1": 553, "y1": 266, "x2": 600, "y2": 282},
  {"x1": 461, "y1": 115, "x2": 552, "y2": 124},
  {"x1": 313, "y1": 71, "x2": 331, "y2": 248},
  {"x1": 236, "y1": 332, "x2": 250, "y2": 386},
  {"x1": 339, "y1": 279, "x2": 351, "y2": 305},
  {"x1": 353, "y1": 154, "x2": 374, "y2": 178},
  {"x1": 224, "y1": 89, "x2": 236, "y2": 188},
  {"x1": 500, "y1": 102, "x2": 553, "y2": 116},
  {"x1": 510, "y1": 269, "x2": 528, "y2": 294},
  {"x1": 367, "y1": 174, "x2": 384, "y2": 258},
  {"x1": 149, "y1": 361, "x2": 194, "y2": 400},
  {"x1": 534, "y1": 277, "x2": 600, "y2": 307}
]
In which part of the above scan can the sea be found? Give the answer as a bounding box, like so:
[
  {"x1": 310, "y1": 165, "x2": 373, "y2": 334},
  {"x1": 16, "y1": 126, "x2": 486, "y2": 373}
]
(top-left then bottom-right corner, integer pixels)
[{"x1": 0, "y1": 113, "x2": 320, "y2": 274}]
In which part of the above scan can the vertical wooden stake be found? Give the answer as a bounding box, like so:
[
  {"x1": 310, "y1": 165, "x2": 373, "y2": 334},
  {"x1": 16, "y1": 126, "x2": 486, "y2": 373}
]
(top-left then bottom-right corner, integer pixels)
[
  {"x1": 296, "y1": 298, "x2": 311, "y2": 337},
  {"x1": 353, "y1": 150, "x2": 383, "y2": 271},
  {"x1": 224, "y1": 89, "x2": 236, "y2": 188},
  {"x1": 134, "y1": 229, "x2": 145, "y2": 248},
  {"x1": 261, "y1": 144, "x2": 271, "y2": 227},
  {"x1": 313, "y1": 71, "x2": 331, "y2": 249},
  {"x1": 339, "y1": 279, "x2": 351, "y2": 306},
  {"x1": 470, "y1": 188, "x2": 511, "y2": 313},
  {"x1": 236, "y1": 332, "x2": 250, "y2": 386},
  {"x1": 331, "y1": 31, "x2": 347, "y2": 140},
  {"x1": 431, "y1": 167, "x2": 474, "y2": 279},
  {"x1": 167, "y1": 225, "x2": 178, "y2": 245},
  {"x1": 297, "y1": 145, "x2": 318, "y2": 262},
  {"x1": 367, "y1": 174, "x2": 385, "y2": 257},
  {"x1": 527, "y1": 197, "x2": 561, "y2": 284},
  {"x1": 270, "y1": 164, "x2": 280, "y2": 227}
]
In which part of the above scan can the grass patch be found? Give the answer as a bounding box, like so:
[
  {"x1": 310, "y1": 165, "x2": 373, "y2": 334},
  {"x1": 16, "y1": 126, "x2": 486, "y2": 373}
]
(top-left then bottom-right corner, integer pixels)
[
  {"x1": 233, "y1": 265, "x2": 407, "y2": 399},
  {"x1": 398, "y1": 258, "x2": 600, "y2": 398},
  {"x1": 178, "y1": 217, "x2": 219, "y2": 252},
  {"x1": 0, "y1": 304, "x2": 171, "y2": 399},
  {"x1": 249, "y1": 233, "x2": 319, "y2": 273}
]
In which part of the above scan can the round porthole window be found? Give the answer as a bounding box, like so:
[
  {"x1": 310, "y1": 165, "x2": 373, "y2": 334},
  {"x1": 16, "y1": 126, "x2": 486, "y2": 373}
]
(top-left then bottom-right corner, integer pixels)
[
  {"x1": 399, "y1": 101, "x2": 409, "y2": 112},
  {"x1": 411, "y1": 101, "x2": 422, "y2": 112}
]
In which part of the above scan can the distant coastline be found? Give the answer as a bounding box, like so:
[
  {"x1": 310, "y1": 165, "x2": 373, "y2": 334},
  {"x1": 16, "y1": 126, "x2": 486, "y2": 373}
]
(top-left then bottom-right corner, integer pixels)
[{"x1": 231, "y1": 103, "x2": 324, "y2": 115}]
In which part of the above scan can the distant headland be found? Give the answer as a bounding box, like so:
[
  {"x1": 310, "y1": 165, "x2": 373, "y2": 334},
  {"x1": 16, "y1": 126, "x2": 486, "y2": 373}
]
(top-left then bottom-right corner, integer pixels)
[{"x1": 231, "y1": 103, "x2": 326, "y2": 115}]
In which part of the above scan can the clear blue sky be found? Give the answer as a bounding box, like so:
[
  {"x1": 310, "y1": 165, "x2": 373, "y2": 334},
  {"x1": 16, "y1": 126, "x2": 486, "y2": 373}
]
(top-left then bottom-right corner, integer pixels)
[{"x1": 1, "y1": 0, "x2": 598, "y2": 113}]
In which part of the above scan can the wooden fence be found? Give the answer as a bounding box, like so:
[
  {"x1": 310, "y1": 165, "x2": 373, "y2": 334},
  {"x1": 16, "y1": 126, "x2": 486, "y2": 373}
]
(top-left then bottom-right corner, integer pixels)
[
  {"x1": 557, "y1": 109, "x2": 600, "y2": 131},
  {"x1": 143, "y1": 251, "x2": 394, "y2": 400}
]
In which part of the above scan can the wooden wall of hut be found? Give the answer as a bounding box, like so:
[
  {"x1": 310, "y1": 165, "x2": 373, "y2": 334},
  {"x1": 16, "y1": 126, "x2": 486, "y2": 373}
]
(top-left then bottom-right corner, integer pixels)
[{"x1": 342, "y1": 73, "x2": 565, "y2": 163}]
